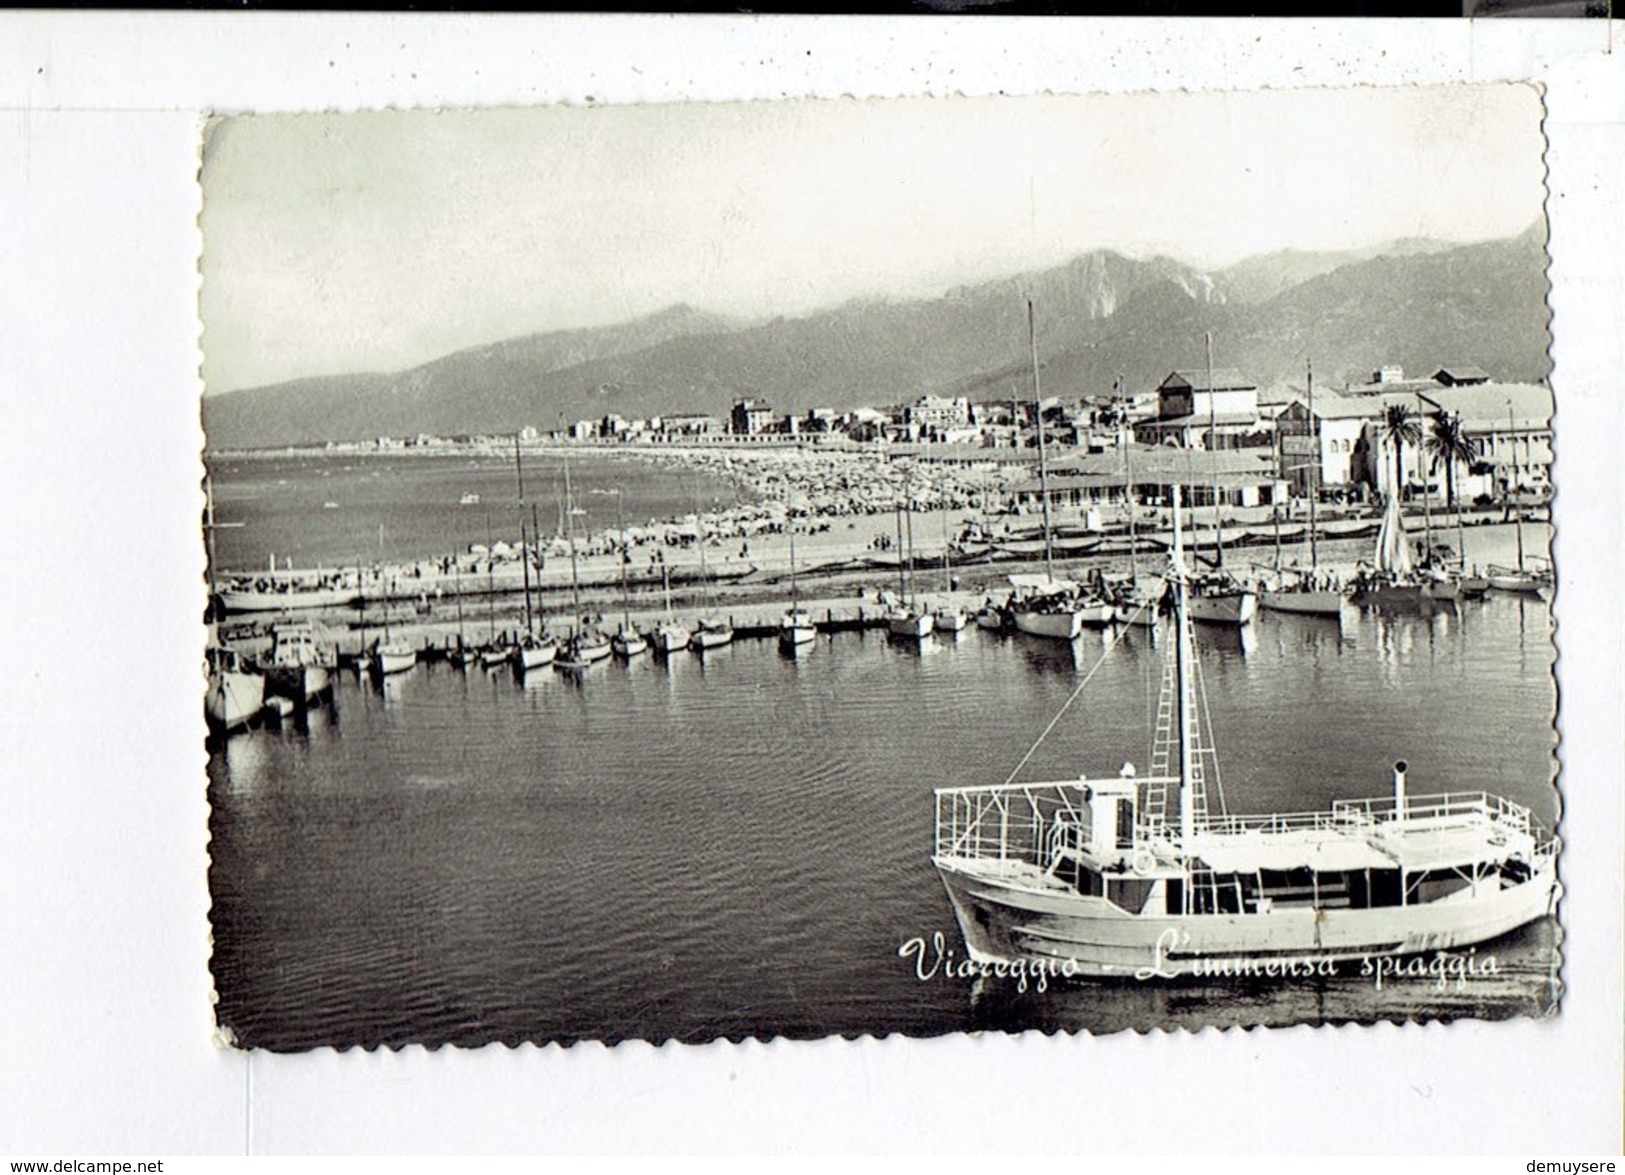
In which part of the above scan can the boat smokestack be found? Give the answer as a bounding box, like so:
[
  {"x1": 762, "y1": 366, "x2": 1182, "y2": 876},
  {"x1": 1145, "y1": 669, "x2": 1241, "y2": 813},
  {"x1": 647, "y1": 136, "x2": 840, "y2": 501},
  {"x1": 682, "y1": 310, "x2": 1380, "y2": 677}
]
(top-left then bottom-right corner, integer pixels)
[{"x1": 1392, "y1": 759, "x2": 1408, "y2": 817}]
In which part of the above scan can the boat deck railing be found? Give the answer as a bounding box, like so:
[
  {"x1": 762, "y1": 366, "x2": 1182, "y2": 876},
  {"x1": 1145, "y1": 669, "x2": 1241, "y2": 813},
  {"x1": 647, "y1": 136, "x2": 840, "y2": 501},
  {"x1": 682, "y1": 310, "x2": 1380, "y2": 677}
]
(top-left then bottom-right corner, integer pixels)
[{"x1": 935, "y1": 781, "x2": 1546, "y2": 864}]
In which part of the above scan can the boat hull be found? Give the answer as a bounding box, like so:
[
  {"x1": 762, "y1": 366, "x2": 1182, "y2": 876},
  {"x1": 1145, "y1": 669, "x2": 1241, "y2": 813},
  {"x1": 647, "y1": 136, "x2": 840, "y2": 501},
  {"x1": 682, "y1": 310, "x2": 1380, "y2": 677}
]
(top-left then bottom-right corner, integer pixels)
[
  {"x1": 264, "y1": 663, "x2": 332, "y2": 704},
  {"x1": 373, "y1": 646, "x2": 416, "y2": 676},
  {"x1": 975, "y1": 608, "x2": 1006, "y2": 632},
  {"x1": 934, "y1": 609, "x2": 969, "y2": 634},
  {"x1": 779, "y1": 617, "x2": 818, "y2": 647},
  {"x1": 1011, "y1": 608, "x2": 1082, "y2": 641},
  {"x1": 514, "y1": 642, "x2": 558, "y2": 671},
  {"x1": 1186, "y1": 590, "x2": 1258, "y2": 626},
  {"x1": 206, "y1": 669, "x2": 265, "y2": 733},
  {"x1": 1258, "y1": 589, "x2": 1344, "y2": 617},
  {"x1": 219, "y1": 587, "x2": 359, "y2": 614},
  {"x1": 612, "y1": 632, "x2": 649, "y2": 659},
  {"x1": 690, "y1": 626, "x2": 734, "y2": 651},
  {"x1": 933, "y1": 854, "x2": 1558, "y2": 979},
  {"x1": 887, "y1": 612, "x2": 935, "y2": 640},
  {"x1": 652, "y1": 625, "x2": 690, "y2": 654}
]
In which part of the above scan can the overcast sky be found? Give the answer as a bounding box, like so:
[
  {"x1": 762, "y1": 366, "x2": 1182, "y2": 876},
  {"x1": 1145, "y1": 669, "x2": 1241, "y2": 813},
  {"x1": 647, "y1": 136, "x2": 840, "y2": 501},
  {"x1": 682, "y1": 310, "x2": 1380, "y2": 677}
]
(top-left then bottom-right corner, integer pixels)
[{"x1": 200, "y1": 85, "x2": 1545, "y2": 394}]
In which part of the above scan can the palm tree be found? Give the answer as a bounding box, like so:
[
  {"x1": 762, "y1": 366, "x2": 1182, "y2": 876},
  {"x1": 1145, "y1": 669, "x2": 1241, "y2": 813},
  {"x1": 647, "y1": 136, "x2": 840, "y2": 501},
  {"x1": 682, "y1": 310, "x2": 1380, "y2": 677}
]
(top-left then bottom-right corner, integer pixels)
[
  {"x1": 1379, "y1": 403, "x2": 1423, "y2": 502},
  {"x1": 1426, "y1": 411, "x2": 1476, "y2": 509}
]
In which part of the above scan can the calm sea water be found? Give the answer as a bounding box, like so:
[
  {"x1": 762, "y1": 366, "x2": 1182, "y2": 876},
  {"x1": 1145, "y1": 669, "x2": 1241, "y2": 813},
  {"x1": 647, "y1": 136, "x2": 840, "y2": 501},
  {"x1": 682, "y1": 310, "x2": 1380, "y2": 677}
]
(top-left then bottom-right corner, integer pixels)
[
  {"x1": 207, "y1": 593, "x2": 1561, "y2": 1050},
  {"x1": 206, "y1": 451, "x2": 738, "y2": 573}
]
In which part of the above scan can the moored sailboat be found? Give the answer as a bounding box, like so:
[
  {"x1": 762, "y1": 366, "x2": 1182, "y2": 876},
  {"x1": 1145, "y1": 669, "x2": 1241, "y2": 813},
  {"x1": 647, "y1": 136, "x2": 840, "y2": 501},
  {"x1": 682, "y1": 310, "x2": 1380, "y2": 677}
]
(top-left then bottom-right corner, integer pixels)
[
  {"x1": 555, "y1": 456, "x2": 611, "y2": 671},
  {"x1": 1259, "y1": 361, "x2": 1345, "y2": 618},
  {"x1": 929, "y1": 487, "x2": 1559, "y2": 979},
  {"x1": 779, "y1": 531, "x2": 818, "y2": 651}
]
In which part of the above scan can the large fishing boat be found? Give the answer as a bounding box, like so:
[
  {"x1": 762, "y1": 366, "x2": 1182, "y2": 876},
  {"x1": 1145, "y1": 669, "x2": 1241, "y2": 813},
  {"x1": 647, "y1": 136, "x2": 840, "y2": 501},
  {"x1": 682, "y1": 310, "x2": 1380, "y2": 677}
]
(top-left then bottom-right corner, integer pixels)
[
  {"x1": 929, "y1": 490, "x2": 1559, "y2": 980},
  {"x1": 218, "y1": 582, "x2": 360, "y2": 615},
  {"x1": 261, "y1": 619, "x2": 334, "y2": 705}
]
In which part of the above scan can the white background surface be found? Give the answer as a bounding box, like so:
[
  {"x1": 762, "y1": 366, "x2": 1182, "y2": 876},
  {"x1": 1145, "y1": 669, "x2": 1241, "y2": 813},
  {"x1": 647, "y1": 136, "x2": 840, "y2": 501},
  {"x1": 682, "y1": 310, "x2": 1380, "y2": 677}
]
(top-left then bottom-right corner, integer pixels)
[{"x1": 0, "y1": 14, "x2": 1619, "y2": 1156}]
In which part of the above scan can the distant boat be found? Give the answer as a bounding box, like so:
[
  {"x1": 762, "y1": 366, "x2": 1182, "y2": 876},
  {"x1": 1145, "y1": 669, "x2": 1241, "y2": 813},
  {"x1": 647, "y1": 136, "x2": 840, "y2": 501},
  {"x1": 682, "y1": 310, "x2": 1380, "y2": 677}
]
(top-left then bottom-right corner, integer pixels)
[
  {"x1": 460, "y1": 493, "x2": 481, "y2": 505},
  {"x1": 217, "y1": 583, "x2": 359, "y2": 615},
  {"x1": 513, "y1": 632, "x2": 558, "y2": 671},
  {"x1": 611, "y1": 493, "x2": 648, "y2": 659},
  {"x1": 779, "y1": 532, "x2": 817, "y2": 650},
  {"x1": 930, "y1": 486, "x2": 1560, "y2": 979},
  {"x1": 975, "y1": 602, "x2": 1007, "y2": 631},
  {"x1": 556, "y1": 630, "x2": 612, "y2": 670},
  {"x1": 1258, "y1": 361, "x2": 1345, "y2": 620},
  {"x1": 261, "y1": 620, "x2": 333, "y2": 705},
  {"x1": 1352, "y1": 492, "x2": 1426, "y2": 607},
  {"x1": 690, "y1": 617, "x2": 735, "y2": 652},
  {"x1": 886, "y1": 472, "x2": 933, "y2": 641},
  {"x1": 688, "y1": 498, "x2": 734, "y2": 653},
  {"x1": 556, "y1": 454, "x2": 613, "y2": 672}
]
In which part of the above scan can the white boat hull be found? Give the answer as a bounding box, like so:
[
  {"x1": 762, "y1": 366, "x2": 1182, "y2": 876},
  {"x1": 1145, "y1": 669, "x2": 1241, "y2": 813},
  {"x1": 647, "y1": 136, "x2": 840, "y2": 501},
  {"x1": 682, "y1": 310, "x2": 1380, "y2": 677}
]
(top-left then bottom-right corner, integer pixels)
[
  {"x1": 888, "y1": 612, "x2": 935, "y2": 640},
  {"x1": 218, "y1": 587, "x2": 359, "y2": 614},
  {"x1": 652, "y1": 625, "x2": 690, "y2": 654},
  {"x1": 613, "y1": 631, "x2": 649, "y2": 658},
  {"x1": 1258, "y1": 589, "x2": 1344, "y2": 617},
  {"x1": 1186, "y1": 590, "x2": 1258, "y2": 626},
  {"x1": 934, "y1": 609, "x2": 969, "y2": 634},
  {"x1": 206, "y1": 668, "x2": 265, "y2": 733},
  {"x1": 690, "y1": 625, "x2": 734, "y2": 651},
  {"x1": 976, "y1": 608, "x2": 1006, "y2": 631},
  {"x1": 557, "y1": 637, "x2": 612, "y2": 669},
  {"x1": 779, "y1": 615, "x2": 818, "y2": 647},
  {"x1": 933, "y1": 854, "x2": 1558, "y2": 979},
  {"x1": 514, "y1": 642, "x2": 558, "y2": 671},
  {"x1": 373, "y1": 646, "x2": 416, "y2": 676},
  {"x1": 1011, "y1": 608, "x2": 1083, "y2": 641}
]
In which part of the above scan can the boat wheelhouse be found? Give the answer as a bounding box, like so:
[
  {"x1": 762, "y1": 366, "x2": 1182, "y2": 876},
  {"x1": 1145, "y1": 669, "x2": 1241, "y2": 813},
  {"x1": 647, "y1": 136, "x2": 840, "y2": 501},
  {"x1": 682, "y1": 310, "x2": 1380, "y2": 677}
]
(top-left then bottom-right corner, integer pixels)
[{"x1": 930, "y1": 490, "x2": 1558, "y2": 980}]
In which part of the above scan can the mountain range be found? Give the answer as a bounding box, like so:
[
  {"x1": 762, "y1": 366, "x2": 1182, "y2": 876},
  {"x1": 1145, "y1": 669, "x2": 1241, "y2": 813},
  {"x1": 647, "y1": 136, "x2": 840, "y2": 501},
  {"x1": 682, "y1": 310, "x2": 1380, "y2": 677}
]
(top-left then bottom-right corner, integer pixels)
[{"x1": 202, "y1": 223, "x2": 1551, "y2": 450}]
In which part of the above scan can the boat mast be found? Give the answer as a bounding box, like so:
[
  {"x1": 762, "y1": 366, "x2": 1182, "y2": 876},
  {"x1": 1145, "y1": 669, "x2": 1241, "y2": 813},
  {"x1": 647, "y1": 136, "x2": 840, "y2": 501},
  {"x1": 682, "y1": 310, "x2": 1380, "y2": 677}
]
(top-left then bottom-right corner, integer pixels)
[
  {"x1": 1308, "y1": 360, "x2": 1319, "y2": 572},
  {"x1": 564, "y1": 457, "x2": 583, "y2": 634},
  {"x1": 1120, "y1": 376, "x2": 1139, "y2": 588},
  {"x1": 452, "y1": 549, "x2": 465, "y2": 651},
  {"x1": 485, "y1": 508, "x2": 496, "y2": 644},
  {"x1": 789, "y1": 528, "x2": 801, "y2": 614},
  {"x1": 904, "y1": 471, "x2": 917, "y2": 607},
  {"x1": 204, "y1": 472, "x2": 221, "y2": 624},
  {"x1": 1172, "y1": 486, "x2": 1197, "y2": 850},
  {"x1": 1509, "y1": 400, "x2": 1526, "y2": 571},
  {"x1": 1027, "y1": 297, "x2": 1056, "y2": 584},
  {"x1": 617, "y1": 493, "x2": 632, "y2": 633},
  {"x1": 1206, "y1": 331, "x2": 1224, "y2": 570},
  {"x1": 532, "y1": 503, "x2": 546, "y2": 633},
  {"x1": 894, "y1": 491, "x2": 907, "y2": 602},
  {"x1": 1417, "y1": 392, "x2": 1433, "y2": 566},
  {"x1": 515, "y1": 435, "x2": 533, "y2": 638}
]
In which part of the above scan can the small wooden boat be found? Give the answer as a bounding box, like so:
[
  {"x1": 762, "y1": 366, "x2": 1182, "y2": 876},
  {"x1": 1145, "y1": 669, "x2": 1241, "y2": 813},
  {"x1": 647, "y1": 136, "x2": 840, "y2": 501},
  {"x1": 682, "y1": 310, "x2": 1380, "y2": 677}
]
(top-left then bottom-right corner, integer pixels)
[
  {"x1": 689, "y1": 619, "x2": 735, "y2": 651},
  {"x1": 975, "y1": 604, "x2": 1007, "y2": 632},
  {"x1": 934, "y1": 605, "x2": 969, "y2": 634},
  {"x1": 512, "y1": 634, "x2": 558, "y2": 671},
  {"x1": 555, "y1": 631, "x2": 612, "y2": 670},
  {"x1": 612, "y1": 626, "x2": 649, "y2": 659},
  {"x1": 652, "y1": 621, "x2": 691, "y2": 655},
  {"x1": 887, "y1": 607, "x2": 935, "y2": 640},
  {"x1": 371, "y1": 642, "x2": 416, "y2": 676},
  {"x1": 779, "y1": 610, "x2": 818, "y2": 649}
]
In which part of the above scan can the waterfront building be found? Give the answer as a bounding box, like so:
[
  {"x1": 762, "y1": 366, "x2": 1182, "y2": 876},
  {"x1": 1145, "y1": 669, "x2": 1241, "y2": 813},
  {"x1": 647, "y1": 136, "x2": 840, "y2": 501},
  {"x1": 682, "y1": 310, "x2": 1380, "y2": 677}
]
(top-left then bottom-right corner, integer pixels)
[
  {"x1": 1008, "y1": 445, "x2": 1282, "y2": 515},
  {"x1": 1132, "y1": 369, "x2": 1273, "y2": 451},
  {"x1": 731, "y1": 398, "x2": 774, "y2": 436}
]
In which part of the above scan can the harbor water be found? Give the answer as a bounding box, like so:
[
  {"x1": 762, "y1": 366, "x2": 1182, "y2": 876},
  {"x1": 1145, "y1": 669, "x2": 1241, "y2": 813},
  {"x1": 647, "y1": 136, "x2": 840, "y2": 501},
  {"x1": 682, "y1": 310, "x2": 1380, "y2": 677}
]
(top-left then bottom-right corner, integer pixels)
[{"x1": 207, "y1": 591, "x2": 1562, "y2": 1050}]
